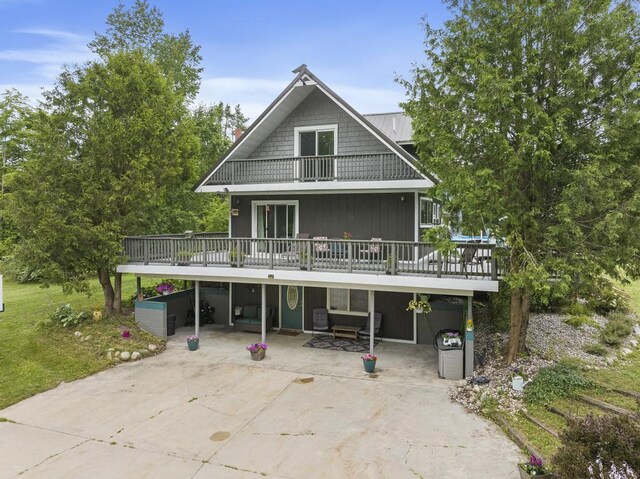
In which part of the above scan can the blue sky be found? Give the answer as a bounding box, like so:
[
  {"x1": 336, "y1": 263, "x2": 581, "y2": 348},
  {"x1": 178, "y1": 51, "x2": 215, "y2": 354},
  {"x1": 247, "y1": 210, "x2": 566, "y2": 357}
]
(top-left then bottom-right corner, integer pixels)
[{"x1": 0, "y1": 0, "x2": 451, "y2": 120}]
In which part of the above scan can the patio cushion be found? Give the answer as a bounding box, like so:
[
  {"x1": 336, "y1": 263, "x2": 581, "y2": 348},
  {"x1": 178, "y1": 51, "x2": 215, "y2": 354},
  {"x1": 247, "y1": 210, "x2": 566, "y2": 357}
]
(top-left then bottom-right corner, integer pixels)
[{"x1": 243, "y1": 305, "x2": 258, "y2": 318}]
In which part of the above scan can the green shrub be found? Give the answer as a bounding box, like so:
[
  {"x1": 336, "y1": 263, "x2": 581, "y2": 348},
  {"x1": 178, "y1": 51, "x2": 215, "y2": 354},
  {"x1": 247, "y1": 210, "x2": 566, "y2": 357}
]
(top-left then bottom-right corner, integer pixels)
[
  {"x1": 600, "y1": 312, "x2": 634, "y2": 347},
  {"x1": 48, "y1": 304, "x2": 88, "y2": 328},
  {"x1": 582, "y1": 278, "x2": 630, "y2": 314},
  {"x1": 525, "y1": 362, "x2": 593, "y2": 404},
  {"x1": 563, "y1": 302, "x2": 592, "y2": 316},
  {"x1": 564, "y1": 315, "x2": 600, "y2": 329},
  {"x1": 583, "y1": 343, "x2": 608, "y2": 356},
  {"x1": 487, "y1": 287, "x2": 511, "y2": 333},
  {"x1": 553, "y1": 414, "x2": 640, "y2": 479}
]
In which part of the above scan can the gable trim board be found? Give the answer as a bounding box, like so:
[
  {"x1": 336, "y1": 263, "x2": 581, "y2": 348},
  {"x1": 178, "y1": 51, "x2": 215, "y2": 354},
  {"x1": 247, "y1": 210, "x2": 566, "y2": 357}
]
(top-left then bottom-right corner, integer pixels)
[
  {"x1": 197, "y1": 179, "x2": 432, "y2": 194},
  {"x1": 194, "y1": 65, "x2": 437, "y2": 192}
]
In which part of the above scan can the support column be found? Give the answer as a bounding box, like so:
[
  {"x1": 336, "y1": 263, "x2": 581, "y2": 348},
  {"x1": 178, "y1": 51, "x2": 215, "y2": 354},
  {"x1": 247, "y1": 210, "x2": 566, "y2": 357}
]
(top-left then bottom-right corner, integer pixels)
[
  {"x1": 136, "y1": 276, "x2": 142, "y2": 299},
  {"x1": 195, "y1": 280, "x2": 200, "y2": 338},
  {"x1": 261, "y1": 284, "x2": 267, "y2": 344},
  {"x1": 464, "y1": 295, "x2": 474, "y2": 378},
  {"x1": 368, "y1": 290, "x2": 375, "y2": 355}
]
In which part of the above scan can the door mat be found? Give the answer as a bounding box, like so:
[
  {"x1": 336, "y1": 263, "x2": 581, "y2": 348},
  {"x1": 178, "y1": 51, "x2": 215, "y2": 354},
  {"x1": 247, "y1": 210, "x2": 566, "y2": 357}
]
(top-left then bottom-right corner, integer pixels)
[
  {"x1": 302, "y1": 335, "x2": 380, "y2": 353},
  {"x1": 278, "y1": 329, "x2": 301, "y2": 336}
]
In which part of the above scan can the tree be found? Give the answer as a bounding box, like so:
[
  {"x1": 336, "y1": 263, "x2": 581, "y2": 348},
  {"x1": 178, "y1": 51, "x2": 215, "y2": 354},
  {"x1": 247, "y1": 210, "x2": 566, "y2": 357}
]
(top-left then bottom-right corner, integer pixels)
[
  {"x1": 89, "y1": 0, "x2": 202, "y2": 101},
  {"x1": 6, "y1": 51, "x2": 199, "y2": 314},
  {"x1": 401, "y1": 0, "x2": 640, "y2": 362},
  {"x1": 0, "y1": 89, "x2": 33, "y2": 254}
]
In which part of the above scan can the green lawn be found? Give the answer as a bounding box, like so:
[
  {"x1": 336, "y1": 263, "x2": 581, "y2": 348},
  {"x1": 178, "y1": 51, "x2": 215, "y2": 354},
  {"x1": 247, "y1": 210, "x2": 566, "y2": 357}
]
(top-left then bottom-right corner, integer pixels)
[{"x1": 0, "y1": 275, "x2": 158, "y2": 410}]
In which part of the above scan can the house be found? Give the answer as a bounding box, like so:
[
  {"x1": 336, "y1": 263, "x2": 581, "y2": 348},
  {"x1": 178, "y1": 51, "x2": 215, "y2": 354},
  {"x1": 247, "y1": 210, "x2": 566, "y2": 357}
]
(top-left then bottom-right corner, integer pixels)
[{"x1": 118, "y1": 65, "x2": 501, "y2": 375}]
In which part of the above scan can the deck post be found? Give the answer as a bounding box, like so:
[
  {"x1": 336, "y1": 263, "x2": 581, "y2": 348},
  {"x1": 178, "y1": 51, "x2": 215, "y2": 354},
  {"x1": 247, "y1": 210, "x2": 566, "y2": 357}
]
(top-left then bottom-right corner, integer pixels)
[
  {"x1": 261, "y1": 283, "x2": 267, "y2": 344},
  {"x1": 136, "y1": 276, "x2": 141, "y2": 298},
  {"x1": 368, "y1": 290, "x2": 375, "y2": 355},
  {"x1": 195, "y1": 280, "x2": 200, "y2": 339}
]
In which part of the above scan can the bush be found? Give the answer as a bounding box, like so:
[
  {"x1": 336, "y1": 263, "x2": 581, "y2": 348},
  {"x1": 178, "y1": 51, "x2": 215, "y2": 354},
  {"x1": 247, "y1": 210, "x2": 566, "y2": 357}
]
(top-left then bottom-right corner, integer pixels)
[
  {"x1": 583, "y1": 343, "x2": 608, "y2": 356},
  {"x1": 600, "y1": 312, "x2": 634, "y2": 347},
  {"x1": 525, "y1": 361, "x2": 593, "y2": 404},
  {"x1": 564, "y1": 315, "x2": 600, "y2": 329},
  {"x1": 581, "y1": 278, "x2": 630, "y2": 314},
  {"x1": 487, "y1": 287, "x2": 511, "y2": 333},
  {"x1": 48, "y1": 304, "x2": 88, "y2": 328},
  {"x1": 553, "y1": 414, "x2": 640, "y2": 479}
]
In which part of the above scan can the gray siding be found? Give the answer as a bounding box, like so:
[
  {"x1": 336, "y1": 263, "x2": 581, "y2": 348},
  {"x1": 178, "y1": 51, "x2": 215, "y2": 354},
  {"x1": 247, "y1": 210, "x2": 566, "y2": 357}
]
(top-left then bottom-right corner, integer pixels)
[
  {"x1": 231, "y1": 193, "x2": 415, "y2": 242},
  {"x1": 417, "y1": 302, "x2": 465, "y2": 345},
  {"x1": 249, "y1": 89, "x2": 389, "y2": 158}
]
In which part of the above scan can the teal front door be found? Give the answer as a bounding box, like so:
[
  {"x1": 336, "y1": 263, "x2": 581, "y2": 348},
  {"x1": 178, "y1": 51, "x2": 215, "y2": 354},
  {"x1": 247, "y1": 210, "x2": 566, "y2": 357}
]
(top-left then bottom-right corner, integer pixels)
[{"x1": 281, "y1": 285, "x2": 303, "y2": 330}]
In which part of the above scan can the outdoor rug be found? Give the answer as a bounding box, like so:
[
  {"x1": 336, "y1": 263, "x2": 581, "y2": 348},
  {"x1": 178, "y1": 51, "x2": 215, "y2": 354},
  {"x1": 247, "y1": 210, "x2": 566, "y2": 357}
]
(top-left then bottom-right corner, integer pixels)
[{"x1": 302, "y1": 335, "x2": 380, "y2": 353}]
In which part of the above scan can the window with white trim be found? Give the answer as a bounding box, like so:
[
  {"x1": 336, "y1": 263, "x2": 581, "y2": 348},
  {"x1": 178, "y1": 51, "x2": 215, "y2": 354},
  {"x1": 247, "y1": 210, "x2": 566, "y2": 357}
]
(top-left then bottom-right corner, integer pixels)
[
  {"x1": 294, "y1": 125, "x2": 337, "y2": 181},
  {"x1": 420, "y1": 197, "x2": 442, "y2": 227},
  {"x1": 327, "y1": 288, "x2": 368, "y2": 315}
]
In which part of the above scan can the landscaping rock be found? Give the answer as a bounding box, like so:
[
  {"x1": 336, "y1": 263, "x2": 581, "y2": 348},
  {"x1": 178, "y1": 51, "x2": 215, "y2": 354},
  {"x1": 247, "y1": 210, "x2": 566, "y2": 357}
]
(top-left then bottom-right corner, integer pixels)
[
  {"x1": 456, "y1": 379, "x2": 467, "y2": 388},
  {"x1": 605, "y1": 356, "x2": 616, "y2": 366},
  {"x1": 148, "y1": 344, "x2": 158, "y2": 352},
  {"x1": 629, "y1": 339, "x2": 638, "y2": 348},
  {"x1": 473, "y1": 385, "x2": 480, "y2": 393},
  {"x1": 634, "y1": 324, "x2": 640, "y2": 336},
  {"x1": 74, "y1": 331, "x2": 82, "y2": 338},
  {"x1": 108, "y1": 348, "x2": 115, "y2": 352},
  {"x1": 84, "y1": 335, "x2": 92, "y2": 341},
  {"x1": 620, "y1": 347, "x2": 632, "y2": 356},
  {"x1": 120, "y1": 351, "x2": 131, "y2": 361},
  {"x1": 107, "y1": 351, "x2": 112, "y2": 361},
  {"x1": 131, "y1": 352, "x2": 141, "y2": 361},
  {"x1": 139, "y1": 349, "x2": 149, "y2": 356},
  {"x1": 114, "y1": 351, "x2": 121, "y2": 358}
]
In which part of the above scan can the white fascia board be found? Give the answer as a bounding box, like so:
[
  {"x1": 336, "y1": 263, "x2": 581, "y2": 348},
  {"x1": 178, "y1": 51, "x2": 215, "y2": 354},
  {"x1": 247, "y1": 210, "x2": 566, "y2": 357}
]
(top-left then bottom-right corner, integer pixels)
[
  {"x1": 117, "y1": 264, "x2": 498, "y2": 294},
  {"x1": 194, "y1": 87, "x2": 298, "y2": 192},
  {"x1": 198, "y1": 179, "x2": 434, "y2": 194}
]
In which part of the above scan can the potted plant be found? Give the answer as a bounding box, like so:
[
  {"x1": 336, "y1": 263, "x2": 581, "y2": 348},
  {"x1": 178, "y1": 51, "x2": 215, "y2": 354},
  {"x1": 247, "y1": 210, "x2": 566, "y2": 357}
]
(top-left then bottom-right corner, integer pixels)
[
  {"x1": 229, "y1": 248, "x2": 245, "y2": 267},
  {"x1": 343, "y1": 231, "x2": 352, "y2": 240},
  {"x1": 299, "y1": 249, "x2": 309, "y2": 270},
  {"x1": 385, "y1": 255, "x2": 396, "y2": 275},
  {"x1": 519, "y1": 455, "x2": 553, "y2": 478},
  {"x1": 246, "y1": 343, "x2": 267, "y2": 361},
  {"x1": 362, "y1": 353, "x2": 377, "y2": 373},
  {"x1": 176, "y1": 249, "x2": 194, "y2": 266},
  {"x1": 186, "y1": 335, "x2": 199, "y2": 351},
  {"x1": 407, "y1": 296, "x2": 432, "y2": 315},
  {"x1": 156, "y1": 283, "x2": 174, "y2": 295}
]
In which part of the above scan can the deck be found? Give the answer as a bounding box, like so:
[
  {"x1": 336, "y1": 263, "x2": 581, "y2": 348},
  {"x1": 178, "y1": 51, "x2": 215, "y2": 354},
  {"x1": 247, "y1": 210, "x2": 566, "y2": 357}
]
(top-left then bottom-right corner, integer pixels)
[{"x1": 122, "y1": 235, "x2": 506, "y2": 281}]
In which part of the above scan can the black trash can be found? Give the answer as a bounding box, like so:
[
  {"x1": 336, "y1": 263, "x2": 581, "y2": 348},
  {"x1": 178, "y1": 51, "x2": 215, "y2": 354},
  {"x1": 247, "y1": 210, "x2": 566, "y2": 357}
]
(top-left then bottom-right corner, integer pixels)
[{"x1": 167, "y1": 314, "x2": 176, "y2": 336}]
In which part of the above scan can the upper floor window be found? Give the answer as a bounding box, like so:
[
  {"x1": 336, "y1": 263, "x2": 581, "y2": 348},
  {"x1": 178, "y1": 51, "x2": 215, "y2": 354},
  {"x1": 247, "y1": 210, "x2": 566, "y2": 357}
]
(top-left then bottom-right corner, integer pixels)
[
  {"x1": 294, "y1": 125, "x2": 337, "y2": 181},
  {"x1": 420, "y1": 197, "x2": 442, "y2": 227},
  {"x1": 294, "y1": 125, "x2": 337, "y2": 157}
]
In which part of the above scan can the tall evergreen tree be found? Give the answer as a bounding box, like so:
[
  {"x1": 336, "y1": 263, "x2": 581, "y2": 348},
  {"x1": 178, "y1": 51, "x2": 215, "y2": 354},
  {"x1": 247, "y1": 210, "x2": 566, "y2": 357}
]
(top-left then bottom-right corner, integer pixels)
[{"x1": 401, "y1": 0, "x2": 640, "y2": 361}]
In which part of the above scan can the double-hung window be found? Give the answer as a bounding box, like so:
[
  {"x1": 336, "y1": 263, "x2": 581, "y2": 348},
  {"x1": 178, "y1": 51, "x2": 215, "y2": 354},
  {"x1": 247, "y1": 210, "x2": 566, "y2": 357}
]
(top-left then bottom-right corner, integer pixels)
[
  {"x1": 327, "y1": 288, "x2": 368, "y2": 316},
  {"x1": 294, "y1": 125, "x2": 337, "y2": 181},
  {"x1": 420, "y1": 197, "x2": 442, "y2": 227}
]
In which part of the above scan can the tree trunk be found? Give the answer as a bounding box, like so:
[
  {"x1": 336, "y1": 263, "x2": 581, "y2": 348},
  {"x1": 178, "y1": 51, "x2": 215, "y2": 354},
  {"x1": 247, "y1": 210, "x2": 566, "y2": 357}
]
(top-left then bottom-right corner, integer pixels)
[
  {"x1": 113, "y1": 272, "x2": 122, "y2": 315},
  {"x1": 505, "y1": 288, "x2": 531, "y2": 363},
  {"x1": 98, "y1": 267, "x2": 115, "y2": 316}
]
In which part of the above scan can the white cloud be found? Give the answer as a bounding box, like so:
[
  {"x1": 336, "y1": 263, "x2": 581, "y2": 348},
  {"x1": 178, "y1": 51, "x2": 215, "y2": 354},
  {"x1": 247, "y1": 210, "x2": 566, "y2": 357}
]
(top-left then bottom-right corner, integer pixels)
[
  {"x1": 198, "y1": 75, "x2": 405, "y2": 122},
  {"x1": 0, "y1": 28, "x2": 92, "y2": 67}
]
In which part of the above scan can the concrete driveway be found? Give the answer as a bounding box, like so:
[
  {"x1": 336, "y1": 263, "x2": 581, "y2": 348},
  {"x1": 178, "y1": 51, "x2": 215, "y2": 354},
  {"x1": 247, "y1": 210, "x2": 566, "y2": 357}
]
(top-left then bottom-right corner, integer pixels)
[{"x1": 0, "y1": 327, "x2": 521, "y2": 478}]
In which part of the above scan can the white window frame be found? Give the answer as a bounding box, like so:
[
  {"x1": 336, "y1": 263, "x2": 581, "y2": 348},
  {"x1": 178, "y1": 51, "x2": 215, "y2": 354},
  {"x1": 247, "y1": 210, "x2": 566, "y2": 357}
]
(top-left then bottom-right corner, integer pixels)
[
  {"x1": 327, "y1": 287, "x2": 368, "y2": 317},
  {"x1": 294, "y1": 125, "x2": 338, "y2": 181},
  {"x1": 251, "y1": 200, "x2": 300, "y2": 246},
  {"x1": 419, "y1": 197, "x2": 442, "y2": 228},
  {"x1": 293, "y1": 124, "x2": 338, "y2": 157}
]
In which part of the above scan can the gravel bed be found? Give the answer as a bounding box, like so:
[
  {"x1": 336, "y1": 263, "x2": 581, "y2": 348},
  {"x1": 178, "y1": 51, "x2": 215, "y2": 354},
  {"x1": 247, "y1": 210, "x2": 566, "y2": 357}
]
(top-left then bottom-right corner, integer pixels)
[{"x1": 448, "y1": 307, "x2": 634, "y2": 415}]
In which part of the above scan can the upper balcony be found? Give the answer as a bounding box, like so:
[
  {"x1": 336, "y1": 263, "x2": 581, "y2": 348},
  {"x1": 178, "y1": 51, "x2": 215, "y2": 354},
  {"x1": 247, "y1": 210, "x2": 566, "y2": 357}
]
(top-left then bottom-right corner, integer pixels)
[
  {"x1": 197, "y1": 153, "x2": 431, "y2": 193},
  {"x1": 120, "y1": 235, "x2": 506, "y2": 291}
]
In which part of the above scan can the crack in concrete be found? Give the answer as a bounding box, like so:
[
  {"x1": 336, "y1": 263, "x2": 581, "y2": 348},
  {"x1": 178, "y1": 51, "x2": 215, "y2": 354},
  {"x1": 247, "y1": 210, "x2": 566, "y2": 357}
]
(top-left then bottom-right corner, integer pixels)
[{"x1": 14, "y1": 438, "x2": 90, "y2": 477}]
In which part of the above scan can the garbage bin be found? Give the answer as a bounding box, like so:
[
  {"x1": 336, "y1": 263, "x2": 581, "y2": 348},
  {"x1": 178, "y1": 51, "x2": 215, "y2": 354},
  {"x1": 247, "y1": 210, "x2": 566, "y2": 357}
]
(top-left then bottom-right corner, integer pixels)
[
  {"x1": 167, "y1": 314, "x2": 176, "y2": 336},
  {"x1": 437, "y1": 337, "x2": 464, "y2": 380}
]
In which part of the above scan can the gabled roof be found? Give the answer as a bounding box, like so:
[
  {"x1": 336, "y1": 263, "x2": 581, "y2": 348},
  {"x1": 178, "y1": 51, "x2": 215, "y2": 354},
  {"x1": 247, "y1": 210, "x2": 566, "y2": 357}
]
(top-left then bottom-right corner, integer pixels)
[
  {"x1": 363, "y1": 112, "x2": 413, "y2": 144},
  {"x1": 194, "y1": 65, "x2": 436, "y2": 191}
]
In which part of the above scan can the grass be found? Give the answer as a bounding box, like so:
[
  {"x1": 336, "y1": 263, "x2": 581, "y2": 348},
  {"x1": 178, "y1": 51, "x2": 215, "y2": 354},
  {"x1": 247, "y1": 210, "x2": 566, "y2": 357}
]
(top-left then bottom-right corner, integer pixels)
[
  {"x1": 564, "y1": 315, "x2": 600, "y2": 329},
  {"x1": 0, "y1": 275, "x2": 159, "y2": 410},
  {"x1": 506, "y1": 413, "x2": 561, "y2": 461}
]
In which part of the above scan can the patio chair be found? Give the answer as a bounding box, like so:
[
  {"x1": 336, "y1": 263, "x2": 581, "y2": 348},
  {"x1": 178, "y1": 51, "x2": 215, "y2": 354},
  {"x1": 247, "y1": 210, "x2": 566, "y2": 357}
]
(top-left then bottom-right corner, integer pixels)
[
  {"x1": 359, "y1": 312, "x2": 382, "y2": 340},
  {"x1": 313, "y1": 236, "x2": 330, "y2": 262},
  {"x1": 460, "y1": 242, "x2": 483, "y2": 276},
  {"x1": 281, "y1": 232, "x2": 309, "y2": 261},
  {"x1": 312, "y1": 308, "x2": 330, "y2": 335}
]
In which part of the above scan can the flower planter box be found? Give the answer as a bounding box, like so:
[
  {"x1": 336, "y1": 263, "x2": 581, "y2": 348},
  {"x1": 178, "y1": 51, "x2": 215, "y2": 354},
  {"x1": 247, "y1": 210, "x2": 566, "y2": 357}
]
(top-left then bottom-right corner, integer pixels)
[
  {"x1": 250, "y1": 349, "x2": 266, "y2": 361},
  {"x1": 518, "y1": 467, "x2": 554, "y2": 479}
]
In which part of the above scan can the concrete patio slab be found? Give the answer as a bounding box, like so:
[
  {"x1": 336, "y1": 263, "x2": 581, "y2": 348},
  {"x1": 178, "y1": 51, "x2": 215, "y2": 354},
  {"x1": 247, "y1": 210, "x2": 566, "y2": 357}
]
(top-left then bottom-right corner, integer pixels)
[{"x1": 0, "y1": 325, "x2": 522, "y2": 478}]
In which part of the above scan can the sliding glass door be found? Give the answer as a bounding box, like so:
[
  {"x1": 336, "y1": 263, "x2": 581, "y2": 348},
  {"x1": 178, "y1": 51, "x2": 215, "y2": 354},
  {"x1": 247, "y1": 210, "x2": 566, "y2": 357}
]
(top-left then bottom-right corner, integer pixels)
[{"x1": 253, "y1": 202, "x2": 298, "y2": 252}]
